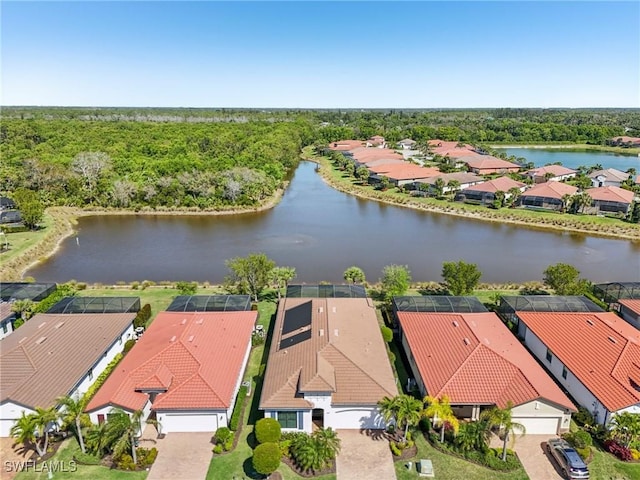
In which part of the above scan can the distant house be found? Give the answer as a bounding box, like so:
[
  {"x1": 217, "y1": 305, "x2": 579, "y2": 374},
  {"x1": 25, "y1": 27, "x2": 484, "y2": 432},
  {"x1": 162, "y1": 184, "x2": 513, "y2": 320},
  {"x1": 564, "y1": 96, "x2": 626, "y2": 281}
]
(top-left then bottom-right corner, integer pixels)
[
  {"x1": 585, "y1": 186, "x2": 635, "y2": 215},
  {"x1": 0, "y1": 211, "x2": 21, "y2": 225},
  {"x1": 395, "y1": 299, "x2": 575, "y2": 434},
  {"x1": 0, "y1": 312, "x2": 136, "y2": 436},
  {"x1": 260, "y1": 294, "x2": 398, "y2": 433},
  {"x1": 462, "y1": 155, "x2": 521, "y2": 175},
  {"x1": 589, "y1": 168, "x2": 629, "y2": 188},
  {"x1": 427, "y1": 140, "x2": 478, "y2": 158},
  {"x1": 397, "y1": 138, "x2": 416, "y2": 150},
  {"x1": 369, "y1": 163, "x2": 441, "y2": 187},
  {"x1": 86, "y1": 300, "x2": 256, "y2": 433},
  {"x1": 366, "y1": 135, "x2": 386, "y2": 148},
  {"x1": 455, "y1": 176, "x2": 526, "y2": 206},
  {"x1": 0, "y1": 303, "x2": 15, "y2": 340},
  {"x1": 415, "y1": 172, "x2": 484, "y2": 194},
  {"x1": 327, "y1": 140, "x2": 365, "y2": 152},
  {"x1": 351, "y1": 148, "x2": 404, "y2": 165},
  {"x1": 0, "y1": 198, "x2": 16, "y2": 211},
  {"x1": 513, "y1": 310, "x2": 640, "y2": 425},
  {"x1": 609, "y1": 136, "x2": 640, "y2": 148},
  {"x1": 525, "y1": 165, "x2": 577, "y2": 184},
  {"x1": 616, "y1": 299, "x2": 640, "y2": 330},
  {"x1": 519, "y1": 182, "x2": 578, "y2": 211}
]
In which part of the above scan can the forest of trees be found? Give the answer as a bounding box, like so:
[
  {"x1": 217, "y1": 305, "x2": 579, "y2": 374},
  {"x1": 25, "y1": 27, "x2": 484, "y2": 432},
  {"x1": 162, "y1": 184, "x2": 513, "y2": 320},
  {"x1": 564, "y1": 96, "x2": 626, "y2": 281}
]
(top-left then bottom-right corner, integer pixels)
[{"x1": 1, "y1": 107, "x2": 638, "y2": 211}]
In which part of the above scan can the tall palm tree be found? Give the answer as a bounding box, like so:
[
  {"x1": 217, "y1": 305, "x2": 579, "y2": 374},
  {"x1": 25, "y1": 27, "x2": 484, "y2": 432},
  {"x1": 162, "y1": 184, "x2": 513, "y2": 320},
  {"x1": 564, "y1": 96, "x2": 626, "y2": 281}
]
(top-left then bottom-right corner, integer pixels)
[
  {"x1": 507, "y1": 187, "x2": 522, "y2": 207},
  {"x1": 57, "y1": 394, "x2": 88, "y2": 453},
  {"x1": 32, "y1": 406, "x2": 58, "y2": 458},
  {"x1": 377, "y1": 396, "x2": 398, "y2": 428},
  {"x1": 423, "y1": 395, "x2": 459, "y2": 442},
  {"x1": 480, "y1": 401, "x2": 525, "y2": 461},
  {"x1": 10, "y1": 412, "x2": 38, "y2": 456},
  {"x1": 269, "y1": 266, "x2": 297, "y2": 300},
  {"x1": 394, "y1": 394, "x2": 424, "y2": 442},
  {"x1": 85, "y1": 421, "x2": 110, "y2": 457},
  {"x1": 454, "y1": 419, "x2": 491, "y2": 453},
  {"x1": 105, "y1": 408, "x2": 144, "y2": 465}
]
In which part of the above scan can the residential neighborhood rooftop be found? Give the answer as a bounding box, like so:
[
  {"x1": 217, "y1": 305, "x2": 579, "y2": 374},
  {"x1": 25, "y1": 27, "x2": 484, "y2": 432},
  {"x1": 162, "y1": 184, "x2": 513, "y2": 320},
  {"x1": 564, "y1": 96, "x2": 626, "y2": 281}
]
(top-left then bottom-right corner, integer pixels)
[
  {"x1": 47, "y1": 296, "x2": 141, "y2": 314},
  {"x1": 0, "y1": 283, "x2": 57, "y2": 302},
  {"x1": 86, "y1": 310, "x2": 257, "y2": 413},
  {"x1": 526, "y1": 165, "x2": 577, "y2": 177},
  {"x1": 587, "y1": 185, "x2": 635, "y2": 204},
  {"x1": 520, "y1": 181, "x2": 578, "y2": 199},
  {"x1": 0, "y1": 312, "x2": 135, "y2": 409},
  {"x1": 462, "y1": 155, "x2": 521, "y2": 171},
  {"x1": 462, "y1": 176, "x2": 525, "y2": 193},
  {"x1": 589, "y1": 168, "x2": 629, "y2": 182}
]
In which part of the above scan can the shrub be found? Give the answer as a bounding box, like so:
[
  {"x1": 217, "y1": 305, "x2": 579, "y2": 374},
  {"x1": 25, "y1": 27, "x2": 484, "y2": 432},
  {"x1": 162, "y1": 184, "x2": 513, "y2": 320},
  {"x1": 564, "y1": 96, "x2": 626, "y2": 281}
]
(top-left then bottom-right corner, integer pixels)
[
  {"x1": 252, "y1": 442, "x2": 281, "y2": 476},
  {"x1": 133, "y1": 304, "x2": 152, "y2": 328},
  {"x1": 212, "y1": 444, "x2": 223, "y2": 454},
  {"x1": 573, "y1": 406, "x2": 594, "y2": 426},
  {"x1": 229, "y1": 385, "x2": 247, "y2": 431},
  {"x1": 130, "y1": 281, "x2": 140, "y2": 290},
  {"x1": 116, "y1": 454, "x2": 136, "y2": 471},
  {"x1": 73, "y1": 452, "x2": 101, "y2": 465},
  {"x1": 255, "y1": 418, "x2": 281, "y2": 444},
  {"x1": 565, "y1": 429, "x2": 592, "y2": 449},
  {"x1": 630, "y1": 448, "x2": 640, "y2": 461},
  {"x1": 214, "y1": 427, "x2": 232, "y2": 445},
  {"x1": 576, "y1": 447, "x2": 591, "y2": 461},
  {"x1": 224, "y1": 438, "x2": 233, "y2": 452},
  {"x1": 604, "y1": 439, "x2": 633, "y2": 461},
  {"x1": 380, "y1": 326, "x2": 393, "y2": 342},
  {"x1": 136, "y1": 447, "x2": 158, "y2": 467},
  {"x1": 123, "y1": 339, "x2": 136, "y2": 353},
  {"x1": 390, "y1": 441, "x2": 402, "y2": 456}
]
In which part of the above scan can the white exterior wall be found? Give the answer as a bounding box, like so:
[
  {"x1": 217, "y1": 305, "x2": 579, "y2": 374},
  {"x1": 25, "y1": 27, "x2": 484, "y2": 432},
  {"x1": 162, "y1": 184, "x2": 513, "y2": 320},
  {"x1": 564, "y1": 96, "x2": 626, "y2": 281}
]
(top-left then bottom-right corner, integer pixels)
[
  {"x1": 401, "y1": 332, "x2": 426, "y2": 395},
  {"x1": 157, "y1": 410, "x2": 225, "y2": 433},
  {"x1": 521, "y1": 324, "x2": 613, "y2": 425},
  {"x1": 327, "y1": 406, "x2": 384, "y2": 429},
  {"x1": 0, "y1": 318, "x2": 14, "y2": 340},
  {"x1": 225, "y1": 338, "x2": 253, "y2": 421},
  {"x1": 511, "y1": 400, "x2": 571, "y2": 434},
  {"x1": 0, "y1": 402, "x2": 35, "y2": 437}
]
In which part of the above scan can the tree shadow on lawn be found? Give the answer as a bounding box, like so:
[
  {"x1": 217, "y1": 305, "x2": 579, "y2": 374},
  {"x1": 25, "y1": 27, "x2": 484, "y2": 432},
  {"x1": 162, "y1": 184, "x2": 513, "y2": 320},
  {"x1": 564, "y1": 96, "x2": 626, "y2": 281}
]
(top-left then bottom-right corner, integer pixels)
[{"x1": 242, "y1": 456, "x2": 263, "y2": 479}]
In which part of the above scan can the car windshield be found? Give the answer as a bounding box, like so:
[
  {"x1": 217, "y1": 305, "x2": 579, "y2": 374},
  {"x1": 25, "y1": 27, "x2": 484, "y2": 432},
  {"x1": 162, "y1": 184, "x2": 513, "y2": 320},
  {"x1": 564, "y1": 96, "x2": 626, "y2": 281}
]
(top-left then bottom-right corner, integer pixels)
[{"x1": 564, "y1": 448, "x2": 587, "y2": 468}]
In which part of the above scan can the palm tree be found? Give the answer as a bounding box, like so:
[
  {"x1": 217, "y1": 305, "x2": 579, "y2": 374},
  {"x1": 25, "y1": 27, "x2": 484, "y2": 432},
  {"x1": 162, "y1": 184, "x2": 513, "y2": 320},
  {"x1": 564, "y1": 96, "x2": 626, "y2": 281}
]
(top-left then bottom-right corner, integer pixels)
[
  {"x1": 105, "y1": 408, "x2": 145, "y2": 465},
  {"x1": 480, "y1": 401, "x2": 525, "y2": 461},
  {"x1": 447, "y1": 180, "x2": 461, "y2": 197},
  {"x1": 610, "y1": 412, "x2": 640, "y2": 448},
  {"x1": 32, "y1": 406, "x2": 58, "y2": 458},
  {"x1": 574, "y1": 191, "x2": 592, "y2": 214},
  {"x1": 433, "y1": 178, "x2": 446, "y2": 198},
  {"x1": 312, "y1": 428, "x2": 341, "y2": 468},
  {"x1": 57, "y1": 394, "x2": 88, "y2": 454},
  {"x1": 291, "y1": 434, "x2": 323, "y2": 472},
  {"x1": 423, "y1": 395, "x2": 459, "y2": 442},
  {"x1": 269, "y1": 266, "x2": 297, "y2": 300},
  {"x1": 561, "y1": 194, "x2": 573, "y2": 213},
  {"x1": 507, "y1": 187, "x2": 522, "y2": 207},
  {"x1": 85, "y1": 421, "x2": 110, "y2": 457},
  {"x1": 454, "y1": 419, "x2": 491, "y2": 453},
  {"x1": 395, "y1": 395, "x2": 424, "y2": 442},
  {"x1": 343, "y1": 266, "x2": 366, "y2": 285},
  {"x1": 377, "y1": 396, "x2": 398, "y2": 427},
  {"x1": 10, "y1": 412, "x2": 38, "y2": 456}
]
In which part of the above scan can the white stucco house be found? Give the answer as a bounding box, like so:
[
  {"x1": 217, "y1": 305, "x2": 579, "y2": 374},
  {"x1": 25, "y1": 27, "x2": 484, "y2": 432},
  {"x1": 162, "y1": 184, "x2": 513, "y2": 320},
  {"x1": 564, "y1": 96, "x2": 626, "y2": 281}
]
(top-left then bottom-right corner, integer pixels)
[
  {"x1": 589, "y1": 168, "x2": 630, "y2": 188},
  {"x1": 515, "y1": 311, "x2": 640, "y2": 425},
  {"x1": 259, "y1": 295, "x2": 398, "y2": 433},
  {"x1": 525, "y1": 165, "x2": 577, "y2": 183},
  {"x1": 86, "y1": 306, "x2": 256, "y2": 434},
  {"x1": 396, "y1": 307, "x2": 575, "y2": 434},
  {"x1": 0, "y1": 312, "x2": 135, "y2": 437}
]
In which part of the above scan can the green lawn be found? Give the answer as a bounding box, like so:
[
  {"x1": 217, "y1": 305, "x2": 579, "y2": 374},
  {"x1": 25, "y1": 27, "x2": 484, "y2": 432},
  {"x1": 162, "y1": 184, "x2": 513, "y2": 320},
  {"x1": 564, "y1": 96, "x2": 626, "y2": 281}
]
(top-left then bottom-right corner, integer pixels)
[
  {"x1": 587, "y1": 447, "x2": 640, "y2": 480},
  {"x1": 15, "y1": 438, "x2": 148, "y2": 480},
  {"x1": 394, "y1": 434, "x2": 529, "y2": 480}
]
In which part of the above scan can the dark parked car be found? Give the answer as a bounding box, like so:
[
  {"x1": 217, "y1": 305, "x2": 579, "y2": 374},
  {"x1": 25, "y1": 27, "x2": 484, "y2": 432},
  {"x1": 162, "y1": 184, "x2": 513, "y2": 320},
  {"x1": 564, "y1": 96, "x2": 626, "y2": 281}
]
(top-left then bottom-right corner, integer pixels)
[{"x1": 546, "y1": 438, "x2": 589, "y2": 479}]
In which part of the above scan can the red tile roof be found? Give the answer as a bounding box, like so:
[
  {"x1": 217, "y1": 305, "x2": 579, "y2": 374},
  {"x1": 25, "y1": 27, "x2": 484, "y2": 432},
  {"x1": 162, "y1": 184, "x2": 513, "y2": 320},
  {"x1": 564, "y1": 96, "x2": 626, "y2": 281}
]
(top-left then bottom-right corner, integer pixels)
[
  {"x1": 463, "y1": 156, "x2": 521, "y2": 171},
  {"x1": 463, "y1": 176, "x2": 525, "y2": 193},
  {"x1": 517, "y1": 312, "x2": 640, "y2": 412},
  {"x1": 428, "y1": 140, "x2": 478, "y2": 158},
  {"x1": 589, "y1": 168, "x2": 629, "y2": 182},
  {"x1": 86, "y1": 311, "x2": 256, "y2": 413},
  {"x1": 526, "y1": 165, "x2": 577, "y2": 177},
  {"x1": 372, "y1": 164, "x2": 441, "y2": 180},
  {"x1": 586, "y1": 186, "x2": 634, "y2": 204},
  {"x1": 398, "y1": 312, "x2": 575, "y2": 410},
  {"x1": 352, "y1": 148, "x2": 403, "y2": 161},
  {"x1": 328, "y1": 140, "x2": 364, "y2": 151},
  {"x1": 619, "y1": 299, "x2": 640, "y2": 316},
  {"x1": 521, "y1": 181, "x2": 578, "y2": 200}
]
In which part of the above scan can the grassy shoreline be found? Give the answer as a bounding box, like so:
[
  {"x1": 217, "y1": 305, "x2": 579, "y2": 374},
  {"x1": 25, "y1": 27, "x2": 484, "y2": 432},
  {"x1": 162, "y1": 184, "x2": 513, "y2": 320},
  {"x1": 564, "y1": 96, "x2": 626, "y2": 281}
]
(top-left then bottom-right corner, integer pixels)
[
  {"x1": 304, "y1": 147, "x2": 640, "y2": 242},
  {"x1": 489, "y1": 143, "x2": 640, "y2": 155}
]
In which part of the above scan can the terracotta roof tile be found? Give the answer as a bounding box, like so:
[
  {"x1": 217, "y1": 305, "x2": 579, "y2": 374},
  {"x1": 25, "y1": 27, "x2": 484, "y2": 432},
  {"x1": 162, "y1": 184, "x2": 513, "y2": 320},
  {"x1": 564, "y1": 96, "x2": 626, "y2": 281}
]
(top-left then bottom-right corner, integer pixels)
[
  {"x1": 372, "y1": 164, "x2": 441, "y2": 180},
  {"x1": 0, "y1": 313, "x2": 135, "y2": 409},
  {"x1": 517, "y1": 312, "x2": 640, "y2": 412},
  {"x1": 260, "y1": 298, "x2": 398, "y2": 410},
  {"x1": 526, "y1": 165, "x2": 577, "y2": 177},
  {"x1": 463, "y1": 156, "x2": 521, "y2": 171},
  {"x1": 521, "y1": 181, "x2": 578, "y2": 200},
  {"x1": 589, "y1": 168, "x2": 629, "y2": 182},
  {"x1": 86, "y1": 311, "x2": 256, "y2": 413},
  {"x1": 586, "y1": 186, "x2": 634, "y2": 204},
  {"x1": 328, "y1": 140, "x2": 364, "y2": 151},
  {"x1": 398, "y1": 312, "x2": 575, "y2": 410},
  {"x1": 463, "y1": 176, "x2": 525, "y2": 193},
  {"x1": 619, "y1": 299, "x2": 640, "y2": 316}
]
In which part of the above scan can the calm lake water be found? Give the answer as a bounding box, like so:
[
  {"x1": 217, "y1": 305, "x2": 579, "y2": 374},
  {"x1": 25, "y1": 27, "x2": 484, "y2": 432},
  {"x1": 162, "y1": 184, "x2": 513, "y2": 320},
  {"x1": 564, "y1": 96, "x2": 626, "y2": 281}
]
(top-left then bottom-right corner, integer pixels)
[
  {"x1": 496, "y1": 148, "x2": 639, "y2": 171},
  {"x1": 28, "y1": 161, "x2": 639, "y2": 285}
]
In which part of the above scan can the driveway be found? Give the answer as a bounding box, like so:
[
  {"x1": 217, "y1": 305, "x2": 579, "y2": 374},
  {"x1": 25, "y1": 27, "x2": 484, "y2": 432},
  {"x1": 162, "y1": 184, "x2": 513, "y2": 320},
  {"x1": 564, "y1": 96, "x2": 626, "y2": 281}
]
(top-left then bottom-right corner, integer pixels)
[
  {"x1": 0, "y1": 437, "x2": 32, "y2": 480},
  {"x1": 336, "y1": 429, "x2": 396, "y2": 480},
  {"x1": 140, "y1": 425, "x2": 214, "y2": 480},
  {"x1": 492, "y1": 434, "x2": 564, "y2": 480}
]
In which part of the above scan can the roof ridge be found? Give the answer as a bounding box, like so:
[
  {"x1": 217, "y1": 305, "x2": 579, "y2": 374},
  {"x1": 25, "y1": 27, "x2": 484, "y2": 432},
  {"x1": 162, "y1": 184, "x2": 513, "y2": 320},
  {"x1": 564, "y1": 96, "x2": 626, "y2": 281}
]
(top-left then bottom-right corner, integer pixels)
[
  {"x1": 438, "y1": 342, "x2": 482, "y2": 393},
  {"x1": 326, "y1": 343, "x2": 396, "y2": 398}
]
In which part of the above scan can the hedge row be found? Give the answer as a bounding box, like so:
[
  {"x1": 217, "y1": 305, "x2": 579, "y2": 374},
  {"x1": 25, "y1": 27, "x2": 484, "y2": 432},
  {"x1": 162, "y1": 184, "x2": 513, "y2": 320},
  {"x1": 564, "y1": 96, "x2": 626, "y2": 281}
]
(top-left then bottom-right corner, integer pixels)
[
  {"x1": 82, "y1": 352, "x2": 124, "y2": 404},
  {"x1": 229, "y1": 385, "x2": 248, "y2": 431}
]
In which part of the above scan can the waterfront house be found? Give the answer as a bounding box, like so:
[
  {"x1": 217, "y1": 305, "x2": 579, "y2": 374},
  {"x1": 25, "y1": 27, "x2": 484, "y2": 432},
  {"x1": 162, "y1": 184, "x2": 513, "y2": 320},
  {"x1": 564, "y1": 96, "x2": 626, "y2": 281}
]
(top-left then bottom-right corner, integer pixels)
[
  {"x1": 589, "y1": 168, "x2": 630, "y2": 188},
  {"x1": 462, "y1": 155, "x2": 521, "y2": 175},
  {"x1": 327, "y1": 140, "x2": 365, "y2": 151},
  {"x1": 609, "y1": 136, "x2": 640, "y2": 148},
  {"x1": 511, "y1": 309, "x2": 640, "y2": 425},
  {"x1": 366, "y1": 135, "x2": 386, "y2": 148},
  {"x1": 525, "y1": 165, "x2": 577, "y2": 184},
  {"x1": 394, "y1": 297, "x2": 575, "y2": 434},
  {"x1": 259, "y1": 292, "x2": 398, "y2": 433},
  {"x1": 397, "y1": 138, "x2": 417, "y2": 150},
  {"x1": 454, "y1": 176, "x2": 526, "y2": 206},
  {"x1": 86, "y1": 296, "x2": 256, "y2": 433},
  {"x1": 369, "y1": 163, "x2": 441, "y2": 187},
  {"x1": 0, "y1": 311, "x2": 135, "y2": 436},
  {"x1": 585, "y1": 186, "x2": 635, "y2": 215},
  {"x1": 427, "y1": 140, "x2": 478, "y2": 158},
  {"x1": 415, "y1": 172, "x2": 484, "y2": 195},
  {"x1": 519, "y1": 181, "x2": 578, "y2": 211}
]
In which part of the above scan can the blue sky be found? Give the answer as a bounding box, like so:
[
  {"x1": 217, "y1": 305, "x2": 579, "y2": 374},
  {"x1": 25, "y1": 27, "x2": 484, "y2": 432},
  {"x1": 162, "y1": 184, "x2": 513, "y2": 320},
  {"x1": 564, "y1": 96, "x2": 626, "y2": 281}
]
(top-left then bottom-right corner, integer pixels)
[{"x1": 2, "y1": 1, "x2": 639, "y2": 108}]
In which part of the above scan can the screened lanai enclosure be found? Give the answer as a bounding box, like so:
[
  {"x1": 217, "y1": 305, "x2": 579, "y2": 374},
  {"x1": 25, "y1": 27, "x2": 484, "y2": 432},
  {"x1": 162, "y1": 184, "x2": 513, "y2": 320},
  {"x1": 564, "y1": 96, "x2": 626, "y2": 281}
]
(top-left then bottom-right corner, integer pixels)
[
  {"x1": 285, "y1": 284, "x2": 367, "y2": 298},
  {"x1": 0, "y1": 282, "x2": 57, "y2": 302},
  {"x1": 593, "y1": 282, "x2": 640, "y2": 304},
  {"x1": 392, "y1": 296, "x2": 488, "y2": 314},
  {"x1": 166, "y1": 295, "x2": 252, "y2": 312},
  {"x1": 47, "y1": 296, "x2": 141, "y2": 314},
  {"x1": 498, "y1": 295, "x2": 603, "y2": 325}
]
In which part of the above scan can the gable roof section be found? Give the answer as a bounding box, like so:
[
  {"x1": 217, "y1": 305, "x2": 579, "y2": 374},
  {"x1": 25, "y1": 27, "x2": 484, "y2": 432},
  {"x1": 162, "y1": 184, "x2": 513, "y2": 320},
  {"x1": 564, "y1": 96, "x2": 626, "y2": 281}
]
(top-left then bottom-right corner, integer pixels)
[
  {"x1": 260, "y1": 298, "x2": 398, "y2": 409},
  {"x1": 521, "y1": 181, "x2": 578, "y2": 200},
  {"x1": 517, "y1": 312, "x2": 640, "y2": 412},
  {"x1": 589, "y1": 168, "x2": 629, "y2": 182},
  {"x1": 328, "y1": 140, "x2": 364, "y2": 151},
  {"x1": 397, "y1": 312, "x2": 575, "y2": 410},
  {"x1": 526, "y1": 165, "x2": 577, "y2": 177},
  {"x1": 586, "y1": 186, "x2": 634, "y2": 204},
  {"x1": 86, "y1": 310, "x2": 256, "y2": 413},
  {"x1": 427, "y1": 140, "x2": 478, "y2": 158},
  {"x1": 0, "y1": 313, "x2": 134, "y2": 409},
  {"x1": 463, "y1": 156, "x2": 521, "y2": 171},
  {"x1": 372, "y1": 164, "x2": 441, "y2": 181},
  {"x1": 463, "y1": 176, "x2": 525, "y2": 193}
]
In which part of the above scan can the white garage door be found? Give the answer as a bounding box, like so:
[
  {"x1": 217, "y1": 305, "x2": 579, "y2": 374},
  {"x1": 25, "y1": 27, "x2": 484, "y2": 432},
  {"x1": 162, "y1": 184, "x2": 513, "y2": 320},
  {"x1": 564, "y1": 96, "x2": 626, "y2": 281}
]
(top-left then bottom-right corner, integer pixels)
[
  {"x1": 160, "y1": 413, "x2": 219, "y2": 433},
  {"x1": 327, "y1": 409, "x2": 383, "y2": 430},
  {"x1": 515, "y1": 417, "x2": 559, "y2": 435}
]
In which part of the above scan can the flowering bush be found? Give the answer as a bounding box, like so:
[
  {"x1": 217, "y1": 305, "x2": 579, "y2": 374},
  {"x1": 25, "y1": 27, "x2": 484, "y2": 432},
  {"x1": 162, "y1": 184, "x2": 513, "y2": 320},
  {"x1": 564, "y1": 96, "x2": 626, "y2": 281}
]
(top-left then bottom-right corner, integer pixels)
[{"x1": 604, "y1": 439, "x2": 633, "y2": 461}]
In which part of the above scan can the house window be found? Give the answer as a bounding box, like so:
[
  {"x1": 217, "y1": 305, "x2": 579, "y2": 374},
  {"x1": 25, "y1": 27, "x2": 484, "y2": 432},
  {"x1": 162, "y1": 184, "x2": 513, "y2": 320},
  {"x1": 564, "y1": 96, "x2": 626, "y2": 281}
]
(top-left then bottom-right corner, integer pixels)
[
  {"x1": 88, "y1": 368, "x2": 93, "y2": 380},
  {"x1": 276, "y1": 411, "x2": 298, "y2": 429},
  {"x1": 562, "y1": 367, "x2": 568, "y2": 379},
  {"x1": 545, "y1": 349, "x2": 552, "y2": 363},
  {"x1": 2, "y1": 323, "x2": 7, "y2": 334}
]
